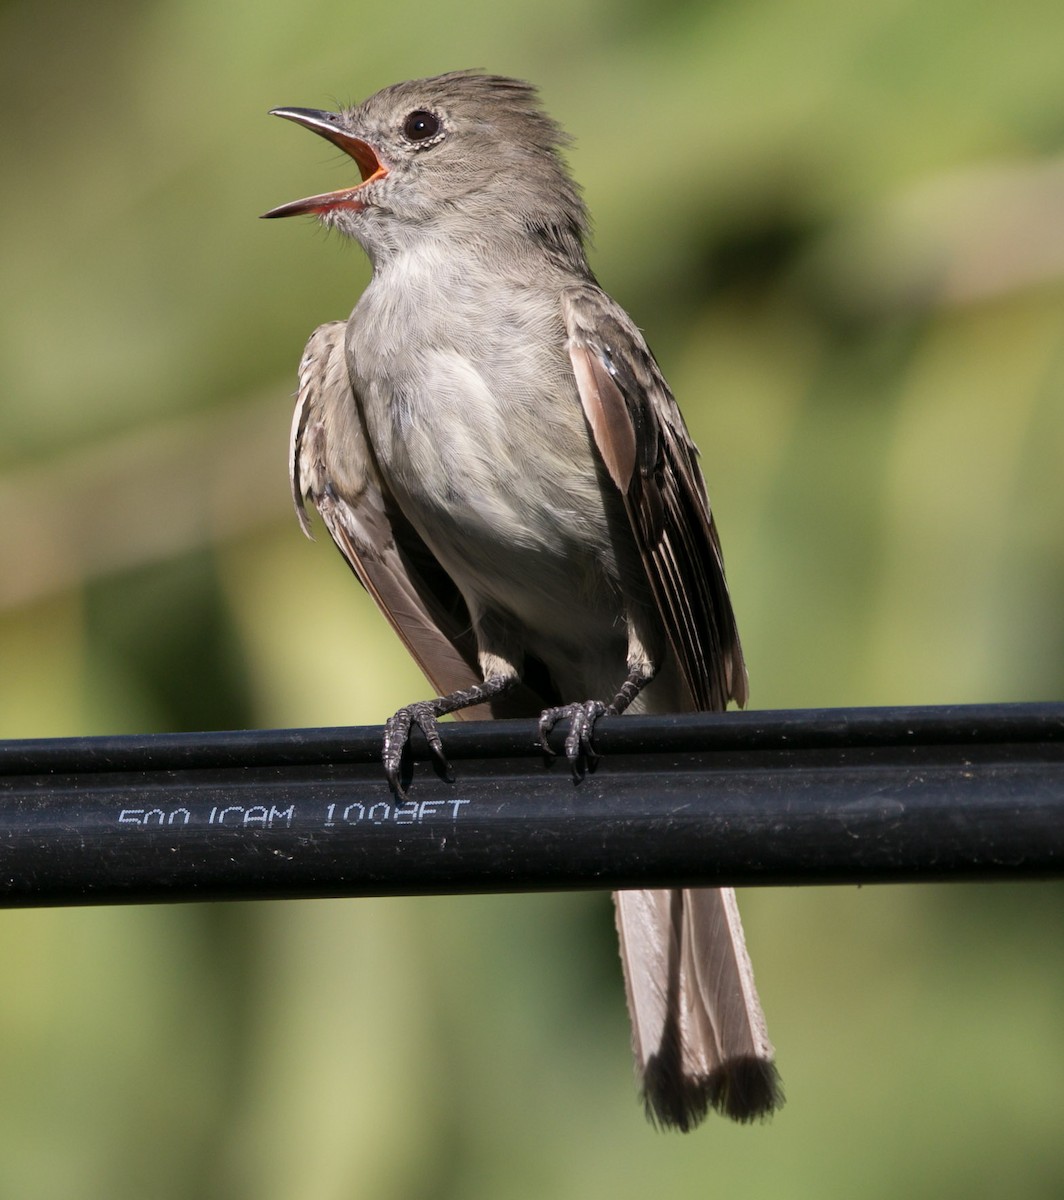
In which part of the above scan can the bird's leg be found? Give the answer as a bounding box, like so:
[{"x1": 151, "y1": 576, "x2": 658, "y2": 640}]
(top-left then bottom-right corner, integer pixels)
[
  {"x1": 538, "y1": 659, "x2": 656, "y2": 779},
  {"x1": 383, "y1": 672, "x2": 517, "y2": 799}
]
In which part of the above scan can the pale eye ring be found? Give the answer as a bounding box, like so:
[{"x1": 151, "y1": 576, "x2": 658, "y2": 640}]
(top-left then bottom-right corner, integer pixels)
[{"x1": 402, "y1": 109, "x2": 441, "y2": 142}]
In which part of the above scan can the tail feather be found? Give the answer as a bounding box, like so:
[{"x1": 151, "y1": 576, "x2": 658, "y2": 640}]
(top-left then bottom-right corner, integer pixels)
[{"x1": 614, "y1": 887, "x2": 783, "y2": 1131}]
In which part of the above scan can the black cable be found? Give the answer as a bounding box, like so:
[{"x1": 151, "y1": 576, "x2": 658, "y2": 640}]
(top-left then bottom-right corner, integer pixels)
[{"x1": 1, "y1": 702, "x2": 1061, "y2": 907}]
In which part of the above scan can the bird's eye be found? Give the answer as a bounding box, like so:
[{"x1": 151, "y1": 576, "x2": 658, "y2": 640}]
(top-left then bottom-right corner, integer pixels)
[{"x1": 402, "y1": 110, "x2": 441, "y2": 142}]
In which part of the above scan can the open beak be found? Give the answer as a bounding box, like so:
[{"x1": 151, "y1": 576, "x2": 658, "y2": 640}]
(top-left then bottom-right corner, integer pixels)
[{"x1": 262, "y1": 108, "x2": 387, "y2": 219}]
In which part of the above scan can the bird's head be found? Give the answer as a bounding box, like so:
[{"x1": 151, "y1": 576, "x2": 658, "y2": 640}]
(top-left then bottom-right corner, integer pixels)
[{"x1": 263, "y1": 71, "x2": 588, "y2": 264}]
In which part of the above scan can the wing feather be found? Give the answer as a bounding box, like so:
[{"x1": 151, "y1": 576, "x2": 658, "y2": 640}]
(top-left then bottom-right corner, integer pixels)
[
  {"x1": 563, "y1": 286, "x2": 748, "y2": 711},
  {"x1": 292, "y1": 322, "x2": 491, "y2": 718}
]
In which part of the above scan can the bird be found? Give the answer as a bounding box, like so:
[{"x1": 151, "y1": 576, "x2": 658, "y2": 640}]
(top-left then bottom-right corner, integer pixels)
[{"x1": 264, "y1": 70, "x2": 782, "y2": 1131}]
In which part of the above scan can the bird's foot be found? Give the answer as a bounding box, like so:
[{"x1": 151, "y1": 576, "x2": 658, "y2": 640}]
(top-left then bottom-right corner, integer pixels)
[
  {"x1": 538, "y1": 700, "x2": 611, "y2": 780},
  {"x1": 382, "y1": 674, "x2": 519, "y2": 798},
  {"x1": 383, "y1": 700, "x2": 452, "y2": 799}
]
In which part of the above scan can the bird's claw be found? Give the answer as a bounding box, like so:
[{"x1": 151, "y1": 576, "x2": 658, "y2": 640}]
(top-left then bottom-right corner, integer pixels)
[
  {"x1": 538, "y1": 700, "x2": 611, "y2": 780},
  {"x1": 383, "y1": 700, "x2": 452, "y2": 799}
]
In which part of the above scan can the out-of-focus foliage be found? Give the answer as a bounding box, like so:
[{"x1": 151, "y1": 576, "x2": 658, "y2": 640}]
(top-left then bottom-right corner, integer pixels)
[{"x1": 1, "y1": 0, "x2": 1062, "y2": 1196}]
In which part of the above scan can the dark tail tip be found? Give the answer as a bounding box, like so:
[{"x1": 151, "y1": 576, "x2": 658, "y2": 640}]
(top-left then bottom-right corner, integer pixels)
[
  {"x1": 642, "y1": 1056, "x2": 784, "y2": 1133},
  {"x1": 708, "y1": 1056, "x2": 785, "y2": 1124}
]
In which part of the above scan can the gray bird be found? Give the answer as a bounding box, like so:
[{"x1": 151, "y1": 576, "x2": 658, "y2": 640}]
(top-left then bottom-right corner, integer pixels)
[{"x1": 264, "y1": 70, "x2": 781, "y2": 1131}]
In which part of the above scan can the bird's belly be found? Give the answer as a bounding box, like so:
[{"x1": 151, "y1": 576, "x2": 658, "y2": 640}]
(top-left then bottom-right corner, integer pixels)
[
  {"x1": 394, "y1": 443, "x2": 622, "y2": 646},
  {"x1": 356, "y1": 347, "x2": 626, "y2": 641}
]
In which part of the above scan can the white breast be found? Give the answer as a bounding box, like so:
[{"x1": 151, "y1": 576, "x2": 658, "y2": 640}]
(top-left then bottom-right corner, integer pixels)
[{"x1": 344, "y1": 246, "x2": 624, "y2": 647}]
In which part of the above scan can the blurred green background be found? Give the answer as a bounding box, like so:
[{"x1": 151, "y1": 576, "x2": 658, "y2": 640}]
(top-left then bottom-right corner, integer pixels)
[{"x1": 2, "y1": 0, "x2": 1063, "y2": 1196}]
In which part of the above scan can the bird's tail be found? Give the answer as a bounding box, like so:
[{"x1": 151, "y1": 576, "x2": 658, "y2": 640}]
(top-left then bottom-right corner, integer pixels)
[{"x1": 614, "y1": 887, "x2": 783, "y2": 1131}]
